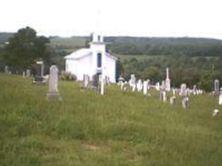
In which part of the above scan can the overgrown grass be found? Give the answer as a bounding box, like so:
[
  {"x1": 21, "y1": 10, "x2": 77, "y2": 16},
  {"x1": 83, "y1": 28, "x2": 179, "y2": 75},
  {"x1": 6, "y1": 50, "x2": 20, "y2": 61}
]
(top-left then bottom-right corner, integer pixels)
[{"x1": 0, "y1": 74, "x2": 222, "y2": 166}]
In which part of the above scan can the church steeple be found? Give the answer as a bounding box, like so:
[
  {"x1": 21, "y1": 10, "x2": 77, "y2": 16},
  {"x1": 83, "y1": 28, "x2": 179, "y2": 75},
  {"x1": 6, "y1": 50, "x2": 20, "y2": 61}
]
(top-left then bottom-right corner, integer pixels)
[{"x1": 92, "y1": 33, "x2": 104, "y2": 43}]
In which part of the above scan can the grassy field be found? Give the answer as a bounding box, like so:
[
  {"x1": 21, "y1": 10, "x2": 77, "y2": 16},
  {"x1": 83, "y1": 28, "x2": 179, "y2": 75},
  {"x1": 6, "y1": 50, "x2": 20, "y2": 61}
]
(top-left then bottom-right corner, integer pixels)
[{"x1": 0, "y1": 74, "x2": 222, "y2": 166}]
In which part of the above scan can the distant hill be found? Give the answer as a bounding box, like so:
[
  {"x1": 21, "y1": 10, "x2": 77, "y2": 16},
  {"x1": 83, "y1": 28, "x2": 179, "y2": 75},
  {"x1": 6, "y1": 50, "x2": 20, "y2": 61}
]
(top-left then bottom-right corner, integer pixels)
[
  {"x1": 49, "y1": 36, "x2": 222, "y2": 57},
  {"x1": 1, "y1": 32, "x2": 222, "y2": 57}
]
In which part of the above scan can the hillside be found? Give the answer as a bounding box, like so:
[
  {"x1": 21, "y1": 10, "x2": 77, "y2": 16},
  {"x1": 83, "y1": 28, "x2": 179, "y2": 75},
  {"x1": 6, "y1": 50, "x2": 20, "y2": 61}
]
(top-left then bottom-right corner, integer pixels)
[
  {"x1": 1, "y1": 32, "x2": 222, "y2": 56},
  {"x1": 1, "y1": 74, "x2": 222, "y2": 165},
  {"x1": 48, "y1": 35, "x2": 222, "y2": 57}
]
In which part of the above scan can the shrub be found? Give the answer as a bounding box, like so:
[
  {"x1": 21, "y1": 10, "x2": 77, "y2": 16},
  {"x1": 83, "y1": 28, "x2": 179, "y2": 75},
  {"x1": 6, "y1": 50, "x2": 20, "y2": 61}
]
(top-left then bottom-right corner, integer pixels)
[{"x1": 60, "y1": 71, "x2": 77, "y2": 81}]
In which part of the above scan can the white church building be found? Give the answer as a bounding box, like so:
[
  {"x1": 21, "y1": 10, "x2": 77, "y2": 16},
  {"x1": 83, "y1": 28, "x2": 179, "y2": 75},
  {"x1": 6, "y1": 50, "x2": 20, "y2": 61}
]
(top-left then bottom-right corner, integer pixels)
[{"x1": 64, "y1": 33, "x2": 117, "y2": 83}]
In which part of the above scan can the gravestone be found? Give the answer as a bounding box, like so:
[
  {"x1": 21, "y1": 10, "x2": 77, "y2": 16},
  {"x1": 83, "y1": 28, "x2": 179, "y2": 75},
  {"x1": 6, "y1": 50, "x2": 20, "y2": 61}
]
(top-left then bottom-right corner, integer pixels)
[
  {"x1": 100, "y1": 75, "x2": 105, "y2": 95},
  {"x1": 143, "y1": 81, "x2": 148, "y2": 95},
  {"x1": 214, "y1": 79, "x2": 220, "y2": 96},
  {"x1": 172, "y1": 88, "x2": 176, "y2": 96},
  {"x1": 129, "y1": 74, "x2": 136, "y2": 91},
  {"x1": 26, "y1": 69, "x2": 31, "y2": 77},
  {"x1": 92, "y1": 74, "x2": 100, "y2": 91},
  {"x1": 180, "y1": 83, "x2": 187, "y2": 96},
  {"x1": 165, "y1": 67, "x2": 171, "y2": 91},
  {"x1": 137, "y1": 79, "x2": 143, "y2": 92},
  {"x1": 33, "y1": 61, "x2": 45, "y2": 84},
  {"x1": 212, "y1": 109, "x2": 219, "y2": 117},
  {"x1": 193, "y1": 85, "x2": 197, "y2": 95},
  {"x1": 47, "y1": 65, "x2": 61, "y2": 100},
  {"x1": 182, "y1": 97, "x2": 189, "y2": 109},
  {"x1": 161, "y1": 80, "x2": 165, "y2": 90},
  {"x1": 170, "y1": 96, "x2": 176, "y2": 105},
  {"x1": 219, "y1": 92, "x2": 222, "y2": 105},
  {"x1": 160, "y1": 90, "x2": 167, "y2": 102},
  {"x1": 83, "y1": 74, "x2": 90, "y2": 88},
  {"x1": 4, "y1": 66, "x2": 9, "y2": 74},
  {"x1": 22, "y1": 71, "x2": 26, "y2": 78},
  {"x1": 162, "y1": 91, "x2": 167, "y2": 102},
  {"x1": 156, "y1": 82, "x2": 160, "y2": 91},
  {"x1": 147, "y1": 79, "x2": 151, "y2": 90}
]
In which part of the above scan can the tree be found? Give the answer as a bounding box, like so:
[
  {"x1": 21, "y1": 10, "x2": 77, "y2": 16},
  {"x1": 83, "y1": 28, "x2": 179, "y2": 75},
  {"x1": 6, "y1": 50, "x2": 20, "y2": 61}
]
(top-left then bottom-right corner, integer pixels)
[
  {"x1": 3, "y1": 27, "x2": 50, "y2": 70},
  {"x1": 141, "y1": 66, "x2": 161, "y2": 82}
]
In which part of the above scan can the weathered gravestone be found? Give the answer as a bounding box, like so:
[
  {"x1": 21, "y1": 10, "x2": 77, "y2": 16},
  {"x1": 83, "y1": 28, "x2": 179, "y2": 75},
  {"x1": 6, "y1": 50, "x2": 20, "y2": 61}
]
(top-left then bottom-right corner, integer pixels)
[
  {"x1": 83, "y1": 74, "x2": 90, "y2": 88},
  {"x1": 162, "y1": 91, "x2": 167, "y2": 102},
  {"x1": 22, "y1": 71, "x2": 26, "y2": 78},
  {"x1": 137, "y1": 79, "x2": 143, "y2": 92},
  {"x1": 4, "y1": 66, "x2": 9, "y2": 74},
  {"x1": 26, "y1": 69, "x2": 31, "y2": 77},
  {"x1": 214, "y1": 79, "x2": 220, "y2": 96},
  {"x1": 92, "y1": 74, "x2": 100, "y2": 91},
  {"x1": 192, "y1": 85, "x2": 197, "y2": 95},
  {"x1": 212, "y1": 109, "x2": 219, "y2": 117},
  {"x1": 47, "y1": 65, "x2": 61, "y2": 100},
  {"x1": 161, "y1": 80, "x2": 166, "y2": 90},
  {"x1": 100, "y1": 75, "x2": 105, "y2": 95},
  {"x1": 182, "y1": 97, "x2": 189, "y2": 109},
  {"x1": 172, "y1": 88, "x2": 176, "y2": 96},
  {"x1": 156, "y1": 82, "x2": 160, "y2": 91},
  {"x1": 180, "y1": 83, "x2": 187, "y2": 96},
  {"x1": 129, "y1": 74, "x2": 136, "y2": 91},
  {"x1": 219, "y1": 92, "x2": 222, "y2": 105},
  {"x1": 143, "y1": 80, "x2": 148, "y2": 95},
  {"x1": 170, "y1": 96, "x2": 176, "y2": 105},
  {"x1": 160, "y1": 90, "x2": 167, "y2": 102},
  {"x1": 165, "y1": 67, "x2": 171, "y2": 91},
  {"x1": 33, "y1": 61, "x2": 46, "y2": 84}
]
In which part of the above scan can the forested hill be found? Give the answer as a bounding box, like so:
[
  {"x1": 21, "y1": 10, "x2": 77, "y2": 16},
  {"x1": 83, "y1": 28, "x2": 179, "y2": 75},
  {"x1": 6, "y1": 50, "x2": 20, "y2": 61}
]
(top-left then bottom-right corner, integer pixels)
[
  {"x1": 105, "y1": 37, "x2": 222, "y2": 57},
  {"x1": 51, "y1": 35, "x2": 222, "y2": 57},
  {"x1": 1, "y1": 32, "x2": 222, "y2": 57}
]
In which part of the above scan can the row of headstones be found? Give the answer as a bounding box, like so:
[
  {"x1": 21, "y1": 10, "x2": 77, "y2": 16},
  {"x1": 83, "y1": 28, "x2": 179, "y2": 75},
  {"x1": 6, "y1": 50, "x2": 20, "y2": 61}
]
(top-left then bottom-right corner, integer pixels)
[
  {"x1": 160, "y1": 89, "x2": 189, "y2": 109},
  {"x1": 4, "y1": 66, "x2": 32, "y2": 77},
  {"x1": 82, "y1": 74, "x2": 109, "y2": 95},
  {"x1": 118, "y1": 75, "x2": 151, "y2": 96},
  {"x1": 118, "y1": 75, "x2": 206, "y2": 109}
]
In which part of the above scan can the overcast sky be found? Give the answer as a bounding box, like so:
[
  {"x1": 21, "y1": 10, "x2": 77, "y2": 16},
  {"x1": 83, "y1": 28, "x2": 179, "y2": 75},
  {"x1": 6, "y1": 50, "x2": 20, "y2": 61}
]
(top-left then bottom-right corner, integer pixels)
[{"x1": 1, "y1": 0, "x2": 222, "y2": 39}]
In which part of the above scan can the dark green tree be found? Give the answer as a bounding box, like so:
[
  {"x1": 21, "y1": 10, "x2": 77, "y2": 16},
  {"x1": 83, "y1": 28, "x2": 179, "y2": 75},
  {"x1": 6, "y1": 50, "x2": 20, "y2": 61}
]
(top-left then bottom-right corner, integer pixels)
[{"x1": 3, "y1": 27, "x2": 50, "y2": 70}]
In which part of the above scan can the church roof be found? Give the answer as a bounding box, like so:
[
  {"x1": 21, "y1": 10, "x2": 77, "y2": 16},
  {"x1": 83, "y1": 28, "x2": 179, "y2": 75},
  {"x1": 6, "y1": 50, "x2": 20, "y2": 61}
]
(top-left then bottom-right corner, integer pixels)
[
  {"x1": 64, "y1": 48, "x2": 117, "y2": 61},
  {"x1": 64, "y1": 48, "x2": 92, "y2": 60}
]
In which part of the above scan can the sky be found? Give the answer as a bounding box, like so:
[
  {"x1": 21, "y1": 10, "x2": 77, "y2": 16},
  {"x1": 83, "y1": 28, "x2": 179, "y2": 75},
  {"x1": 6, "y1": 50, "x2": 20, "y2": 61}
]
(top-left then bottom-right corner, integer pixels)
[{"x1": 0, "y1": 0, "x2": 222, "y2": 39}]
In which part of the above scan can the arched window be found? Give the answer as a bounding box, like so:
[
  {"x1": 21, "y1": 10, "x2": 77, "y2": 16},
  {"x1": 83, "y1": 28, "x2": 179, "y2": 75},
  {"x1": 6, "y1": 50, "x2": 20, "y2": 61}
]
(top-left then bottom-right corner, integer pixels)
[{"x1": 97, "y1": 53, "x2": 102, "y2": 68}]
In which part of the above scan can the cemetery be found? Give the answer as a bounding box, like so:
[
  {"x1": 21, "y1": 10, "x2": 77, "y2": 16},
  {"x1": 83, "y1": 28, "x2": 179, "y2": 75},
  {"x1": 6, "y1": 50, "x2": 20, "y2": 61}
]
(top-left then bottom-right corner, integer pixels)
[
  {"x1": 0, "y1": 65, "x2": 222, "y2": 165},
  {"x1": 1, "y1": 6, "x2": 222, "y2": 164}
]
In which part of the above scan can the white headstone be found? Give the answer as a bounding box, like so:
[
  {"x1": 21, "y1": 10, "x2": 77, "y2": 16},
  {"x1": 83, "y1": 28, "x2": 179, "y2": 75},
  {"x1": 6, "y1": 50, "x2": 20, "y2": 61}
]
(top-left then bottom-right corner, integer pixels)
[
  {"x1": 170, "y1": 96, "x2": 176, "y2": 105},
  {"x1": 47, "y1": 65, "x2": 61, "y2": 100},
  {"x1": 26, "y1": 69, "x2": 31, "y2": 77},
  {"x1": 143, "y1": 81, "x2": 148, "y2": 95},
  {"x1": 83, "y1": 74, "x2": 90, "y2": 88},
  {"x1": 219, "y1": 93, "x2": 222, "y2": 105},
  {"x1": 182, "y1": 97, "x2": 189, "y2": 109},
  {"x1": 100, "y1": 75, "x2": 105, "y2": 95},
  {"x1": 137, "y1": 79, "x2": 143, "y2": 92},
  {"x1": 212, "y1": 109, "x2": 219, "y2": 117},
  {"x1": 4, "y1": 66, "x2": 9, "y2": 74},
  {"x1": 165, "y1": 67, "x2": 171, "y2": 91},
  {"x1": 162, "y1": 91, "x2": 167, "y2": 102},
  {"x1": 156, "y1": 82, "x2": 160, "y2": 91},
  {"x1": 22, "y1": 71, "x2": 26, "y2": 78},
  {"x1": 180, "y1": 83, "x2": 187, "y2": 96},
  {"x1": 214, "y1": 79, "x2": 220, "y2": 96}
]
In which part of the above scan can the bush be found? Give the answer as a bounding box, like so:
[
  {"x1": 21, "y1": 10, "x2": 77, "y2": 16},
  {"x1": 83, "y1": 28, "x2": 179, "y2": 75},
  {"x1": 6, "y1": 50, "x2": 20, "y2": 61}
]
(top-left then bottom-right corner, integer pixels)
[{"x1": 60, "y1": 71, "x2": 77, "y2": 81}]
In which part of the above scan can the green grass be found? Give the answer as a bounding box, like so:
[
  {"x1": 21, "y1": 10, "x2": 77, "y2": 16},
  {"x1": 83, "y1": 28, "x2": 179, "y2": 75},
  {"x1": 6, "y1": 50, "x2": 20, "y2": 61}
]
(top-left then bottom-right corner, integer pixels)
[{"x1": 0, "y1": 74, "x2": 222, "y2": 166}]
